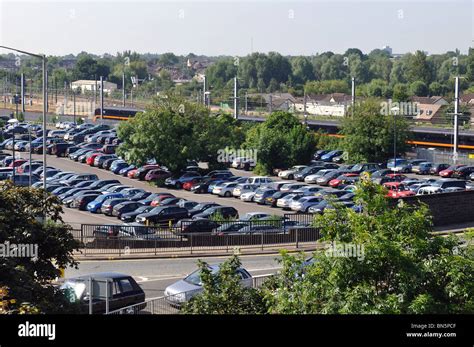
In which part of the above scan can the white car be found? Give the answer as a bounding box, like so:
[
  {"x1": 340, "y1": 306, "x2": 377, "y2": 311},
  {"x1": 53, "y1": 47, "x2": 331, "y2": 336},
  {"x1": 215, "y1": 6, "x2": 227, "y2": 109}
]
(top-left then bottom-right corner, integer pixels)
[
  {"x1": 240, "y1": 191, "x2": 256, "y2": 202},
  {"x1": 276, "y1": 193, "x2": 303, "y2": 209},
  {"x1": 278, "y1": 165, "x2": 308, "y2": 180},
  {"x1": 417, "y1": 186, "x2": 442, "y2": 195},
  {"x1": 304, "y1": 169, "x2": 334, "y2": 184}
]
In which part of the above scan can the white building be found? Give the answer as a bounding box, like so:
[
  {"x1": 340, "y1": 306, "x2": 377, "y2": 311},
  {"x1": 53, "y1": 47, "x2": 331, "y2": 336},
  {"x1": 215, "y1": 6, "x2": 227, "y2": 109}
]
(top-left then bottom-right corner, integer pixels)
[
  {"x1": 293, "y1": 93, "x2": 351, "y2": 117},
  {"x1": 71, "y1": 80, "x2": 118, "y2": 94}
]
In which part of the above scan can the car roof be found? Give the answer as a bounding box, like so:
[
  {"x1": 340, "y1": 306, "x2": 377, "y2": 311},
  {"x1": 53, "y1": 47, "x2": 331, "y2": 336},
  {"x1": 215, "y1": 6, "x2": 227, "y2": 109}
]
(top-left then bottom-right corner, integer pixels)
[{"x1": 69, "y1": 272, "x2": 132, "y2": 280}]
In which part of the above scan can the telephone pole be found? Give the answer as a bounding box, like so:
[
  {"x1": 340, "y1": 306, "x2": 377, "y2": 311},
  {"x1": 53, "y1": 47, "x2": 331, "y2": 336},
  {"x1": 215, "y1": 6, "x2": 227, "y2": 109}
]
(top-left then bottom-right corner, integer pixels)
[{"x1": 233, "y1": 76, "x2": 239, "y2": 119}]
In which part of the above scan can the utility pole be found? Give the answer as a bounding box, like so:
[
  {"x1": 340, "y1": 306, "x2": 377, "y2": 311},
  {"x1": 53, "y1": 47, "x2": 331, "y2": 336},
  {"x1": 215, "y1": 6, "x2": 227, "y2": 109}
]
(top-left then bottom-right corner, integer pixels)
[
  {"x1": 73, "y1": 89, "x2": 76, "y2": 124},
  {"x1": 94, "y1": 75, "x2": 98, "y2": 106},
  {"x1": 303, "y1": 92, "x2": 308, "y2": 126},
  {"x1": 202, "y1": 75, "x2": 207, "y2": 106},
  {"x1": 45, "y1": 70, "x2": 49, "y2": 113},
  {"x1": 453, "y1": 76, "x2": 460, "y2": 164},
  {"x1": 245, "y1": 92, "x2": 248, "y2": 115},
  {"x1": 351, "y1": 77, "x2": 355, "y2": 117},
  {"x1": 100, "y1": 76, "x2": 104, "y2": 122},
  {"x1": 28, "y1": 128, "x2": 32, "y2": 186},
  {"x1": 122, "y1": 73, "x2": 126, "y2": 107},
  {"x1": 233, "y1": 76, "x2": 239, "y2": 119},
  {"x1": 63, "y1": 81, "x2": 67, "y2": 117},
  {"x1": 21, "y1": 73, "x2": 25, "y2": 112}
]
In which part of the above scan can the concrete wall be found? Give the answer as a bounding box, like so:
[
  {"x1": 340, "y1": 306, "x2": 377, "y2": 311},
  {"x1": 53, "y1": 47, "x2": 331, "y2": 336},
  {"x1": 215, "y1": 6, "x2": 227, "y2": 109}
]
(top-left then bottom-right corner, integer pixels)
[{"x1": 401, "y1": 190, "x2": 474, "y2": 227}]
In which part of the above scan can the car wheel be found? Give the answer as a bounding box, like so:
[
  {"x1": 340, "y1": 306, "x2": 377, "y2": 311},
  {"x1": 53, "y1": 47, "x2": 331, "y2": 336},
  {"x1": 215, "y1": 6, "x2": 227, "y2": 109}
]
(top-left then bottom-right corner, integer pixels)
[
  {"x1": 288, "y1": 174, "x2": 294, "y2": 180},
  {"x1": 175, "y1": 182, "x2": 182, "y2": 189},
  {"x1": 224, "y1": 191, "x2": 231, "y2": 197}
]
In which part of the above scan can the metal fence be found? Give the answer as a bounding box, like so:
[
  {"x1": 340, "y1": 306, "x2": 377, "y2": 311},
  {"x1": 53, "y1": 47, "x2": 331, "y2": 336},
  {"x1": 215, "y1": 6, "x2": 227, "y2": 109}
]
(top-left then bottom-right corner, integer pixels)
[
  {"x1": 106, "y1": 274, "x2": 273, "y2": 315},
  {"x1": 74, "y1": 216, "x2": 320, "y2": 256},
  {"x1": 416, "y1": 147, "x2": 474, "y2": 165}
]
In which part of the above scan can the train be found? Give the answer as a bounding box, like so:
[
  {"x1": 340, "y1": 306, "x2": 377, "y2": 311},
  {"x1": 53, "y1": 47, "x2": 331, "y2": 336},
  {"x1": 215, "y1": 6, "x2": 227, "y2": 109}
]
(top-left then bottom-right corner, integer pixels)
[{"x1": 93, "y1": 106, "x2": 474, "y2": 151}]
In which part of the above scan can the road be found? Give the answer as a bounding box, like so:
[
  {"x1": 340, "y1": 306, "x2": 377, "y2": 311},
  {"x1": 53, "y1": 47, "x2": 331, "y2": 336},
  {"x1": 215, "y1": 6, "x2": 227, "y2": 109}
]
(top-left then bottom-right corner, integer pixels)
[
  {"x1": 64, "y1": 253, "x2": 299, "y2": 298},
  {"x1": 7, "y1": 149, "x2": 288, "y2": 228}
]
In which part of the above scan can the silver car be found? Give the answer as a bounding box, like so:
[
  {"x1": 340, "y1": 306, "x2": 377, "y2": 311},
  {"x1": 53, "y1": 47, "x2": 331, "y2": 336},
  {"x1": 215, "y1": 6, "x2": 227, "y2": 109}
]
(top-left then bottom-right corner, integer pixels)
[
  {"x1": 290, "y1": 196, "x2": 323, "y2": 213},
  {"x1": 164, "y1": 265, "x2": 252, "y2": 306},
  {"x1": 232, "y1": 183, "x2": 258, "y2": 198},
  {"x1": 213, "y1": 181, "x2": 239, "y2": 197},
  {"x1": 276, "y1": 193, "x2": 304, "y2": 209},
  {"x1": 278, "y1": 165, "x2": 308, "y2": 180}
]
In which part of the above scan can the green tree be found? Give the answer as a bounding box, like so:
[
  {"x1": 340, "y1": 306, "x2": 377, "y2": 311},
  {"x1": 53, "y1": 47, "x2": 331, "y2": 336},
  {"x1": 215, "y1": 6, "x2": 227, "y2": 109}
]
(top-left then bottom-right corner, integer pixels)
[
  {"x1": 410, "y1": 81, "x2": 429, "y2": 96},
  {"x1": 304, "y1": 80, "x2": 350, "y2": 95},
  {"x1": 429, "y1": 82, "x2": 446, "y2": 96},
  {"x1": 244, "y1": 112, "x2": 316, "y2": 174},
  {"x1": 0, "y1": 182, "x2": 80, "y2": 314},
  {"x1": 182, "y1": 255, "x2": 266, "y2": 314},
  {"x1": 392, "y1": 83, "x2": 410, "y2": 102},
  {"x1": 262, "y1": 181, "x2": 474, "y2": 314},
  {"x1": 72, "y1": 54, "x2": 110, "y2": 80},
  {"x1": 341, "y1": 99, "x2": 410, "y2": 162},
  {"x1": 405, "y1": 51, "x2": 432, "y2": 84}
]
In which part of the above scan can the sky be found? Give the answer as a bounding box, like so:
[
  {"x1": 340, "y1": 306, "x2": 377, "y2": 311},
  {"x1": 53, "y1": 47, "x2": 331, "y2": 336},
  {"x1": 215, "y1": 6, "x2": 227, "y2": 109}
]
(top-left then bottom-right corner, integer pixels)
[{"x1": 0, "y1": 0, "x2": 472, "y2": 57}]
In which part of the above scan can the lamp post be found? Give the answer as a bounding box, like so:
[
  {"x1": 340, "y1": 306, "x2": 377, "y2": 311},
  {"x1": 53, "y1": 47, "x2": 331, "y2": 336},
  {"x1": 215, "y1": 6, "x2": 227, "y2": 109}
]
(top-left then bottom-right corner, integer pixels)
[
  {"x1": 0, "y1": 46, "x2": 47, "y2": 220},
  {"x1": 391, "y1": 106, "x2": 400, "y2": 168}
]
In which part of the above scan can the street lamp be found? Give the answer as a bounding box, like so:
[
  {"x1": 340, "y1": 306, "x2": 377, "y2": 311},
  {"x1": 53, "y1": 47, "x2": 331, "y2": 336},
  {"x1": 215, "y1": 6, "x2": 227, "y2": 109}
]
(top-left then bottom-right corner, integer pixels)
[
  {"x1": 391, "y1": 106, "x2": 400, "y2": 168},
  {"x1": 0, "y1": 45, "x2": 47, "y2": 219}
]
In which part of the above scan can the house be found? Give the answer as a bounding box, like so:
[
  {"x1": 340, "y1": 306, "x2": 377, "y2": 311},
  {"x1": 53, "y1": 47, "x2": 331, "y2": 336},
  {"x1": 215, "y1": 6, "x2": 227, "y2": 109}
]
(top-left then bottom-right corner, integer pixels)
[
  {"x1": 248, "y1": 93, "x2": 297, "y2": 112},
  {"x1": 71, "y1": 80, "x2": 117, "y2": 94},
  {"x1": 410, "y1": 96, "x2": 448, "y2": 106},
  {"x1": 293, "y1": 93, "x2": 352, "y2": 117}
]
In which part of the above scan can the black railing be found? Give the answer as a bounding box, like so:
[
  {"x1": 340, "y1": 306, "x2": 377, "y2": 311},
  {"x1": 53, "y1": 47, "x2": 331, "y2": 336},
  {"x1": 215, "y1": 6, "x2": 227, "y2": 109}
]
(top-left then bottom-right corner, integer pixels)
[{"x1": 76, "y1": 215, "x2": 319, "y2": 256}]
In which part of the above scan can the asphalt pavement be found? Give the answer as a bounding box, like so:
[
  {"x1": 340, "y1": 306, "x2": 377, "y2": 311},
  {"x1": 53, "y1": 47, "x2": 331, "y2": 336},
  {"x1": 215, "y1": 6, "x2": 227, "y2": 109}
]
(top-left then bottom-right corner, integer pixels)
[{"x1": 64, "y1": 253, "x2": 298, "y2": 298}]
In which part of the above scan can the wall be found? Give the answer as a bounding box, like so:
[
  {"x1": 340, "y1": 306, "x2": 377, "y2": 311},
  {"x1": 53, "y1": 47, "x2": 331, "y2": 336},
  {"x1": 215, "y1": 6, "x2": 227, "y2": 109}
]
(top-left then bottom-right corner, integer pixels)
[{"x1": 401, "y1": 190, "x2": 474, "y2": 227}]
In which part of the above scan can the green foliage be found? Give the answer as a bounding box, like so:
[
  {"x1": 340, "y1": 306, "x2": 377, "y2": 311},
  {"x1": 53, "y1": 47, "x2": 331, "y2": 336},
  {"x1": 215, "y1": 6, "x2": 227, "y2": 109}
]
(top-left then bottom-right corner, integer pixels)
[
  {"x1": 392, "y1": 83, "x2": 410, "y2": 102},
  {"x1": 261, "y1": 180, "x2": 474, "y2": 314},
  {"x1": 304, "y1": 79, "x2": 350, "y2": 95},
  {"x1": 410, "y1": 81, "x2": 429, "y2": 97},
  {"x1": 0, "y1": 182, "x2": 81, "y2": 314},
  {"x1": 341, "y1": 99, "x2": 411, "y2": 162},
  {"x1": 16, "y1": 112, "x2": 25, "y2": 122},
  {"x1": 117, "y1": 95, "x2": 245, "y2": 173},
  {"x1": 244, "y1": 112, "x2": 316, "y2": 174},
  {"x1": 72, "y1": 54, "x2": 110, "y2": 81},
  {"x1": 182, "y1": 255, "x2": 266, "y2": 314}
]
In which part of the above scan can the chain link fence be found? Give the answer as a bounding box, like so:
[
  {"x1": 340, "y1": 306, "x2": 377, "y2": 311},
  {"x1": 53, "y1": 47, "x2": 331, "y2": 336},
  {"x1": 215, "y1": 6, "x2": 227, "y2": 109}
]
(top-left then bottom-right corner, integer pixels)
[{"x1": 416, "y1": 148, "x2": 474, "y2": 166}]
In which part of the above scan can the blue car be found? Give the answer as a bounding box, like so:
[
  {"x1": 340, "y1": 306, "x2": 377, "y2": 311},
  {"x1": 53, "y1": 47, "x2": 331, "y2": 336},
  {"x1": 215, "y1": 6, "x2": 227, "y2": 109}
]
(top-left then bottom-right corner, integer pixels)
[
  {"x1": 119, "y1": 165, "x2": 136, "y2": 176},
  {"x1": 321, "y1": 150, "x2": 343, "y2": 162},
  {"x1": 207, "y1": 180, "x2": 225, "y2": 193},
  {"x1": 87, "y1": 193, "x2": 124, "y2": 213},
  {"x1": 111, "y1": 161, "x2": 128, "y2": 174}
]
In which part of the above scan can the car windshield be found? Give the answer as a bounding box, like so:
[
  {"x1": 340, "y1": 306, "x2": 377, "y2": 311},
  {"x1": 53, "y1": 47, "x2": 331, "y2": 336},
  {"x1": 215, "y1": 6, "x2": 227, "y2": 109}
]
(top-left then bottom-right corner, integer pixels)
[
  {"x1": 60, "y1": 280, "x2": 86, "y2": 302},
  {"x1": 184, "y1": 267, "x2": 219, "y2": 286}
]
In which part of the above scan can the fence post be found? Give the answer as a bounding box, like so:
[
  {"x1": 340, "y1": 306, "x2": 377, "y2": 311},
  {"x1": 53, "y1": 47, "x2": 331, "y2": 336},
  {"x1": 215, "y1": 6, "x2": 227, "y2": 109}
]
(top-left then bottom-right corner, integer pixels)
[
  {"x1": 261, "y1": 232, "x2": 264, "y2": 251},
  {"x1": 80, "y1": 225, "x2": 84, "y2": 245},
  {"x1": 295, "y1": 228, "x2": 299, "y2": 249},
  {"x1": 190, "y1": 234, "x2": 193, "y2": 254},
  {"x1": 154, "y1": 238, "x2": 157, "y2": 255},
  {"x1": 225, "y1": 233, "x2": 228, "y2": 253}
]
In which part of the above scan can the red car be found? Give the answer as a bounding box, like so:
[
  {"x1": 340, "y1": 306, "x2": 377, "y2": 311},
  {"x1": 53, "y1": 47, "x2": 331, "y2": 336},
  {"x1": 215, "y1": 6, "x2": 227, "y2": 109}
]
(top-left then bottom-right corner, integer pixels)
[
  {"x1": 329, "y1": 173, "x2": 359, "y2": 188},
  {"x1": 127, "y1": 169, "x2": 139, "y2": 179},
  {"x1": 144, "y1": 169, "x2": 172, "y2": 182},
  {"x1": 439, "y1": 165, "x2": 466, "y2": 178},
  {"x1": 133, "y1": 165, "x2": 161, "y2": 180},
  {"x1": 86, "y1": 152, "x2": 102, "y2": 166},
  {"x1": 9, "y1": 159, "x2": 28, "y2": 169},
  {"x1": 150, "y1": 193, "x2": 176, "y2": 207},
  {"x1": 383, "y1": 182, "x2": 416, "y2": 198}
]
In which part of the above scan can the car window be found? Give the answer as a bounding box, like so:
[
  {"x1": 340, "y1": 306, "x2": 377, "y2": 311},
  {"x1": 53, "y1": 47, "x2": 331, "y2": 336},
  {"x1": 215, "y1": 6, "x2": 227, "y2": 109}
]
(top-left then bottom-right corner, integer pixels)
[{"x1": 118, "y1": 278, "x2": 134, "y2": 293}]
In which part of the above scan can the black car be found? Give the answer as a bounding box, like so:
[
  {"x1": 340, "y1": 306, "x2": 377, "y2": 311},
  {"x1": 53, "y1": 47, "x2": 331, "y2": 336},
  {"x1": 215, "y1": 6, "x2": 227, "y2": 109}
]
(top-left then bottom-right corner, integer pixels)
[
  {"x1": 135, "y1": 206, "x2": 189, "y2": 225},
  {"x1": 430, "y1": 163, "x2": 450, "y2": 175},
  {"x1": 313, "y1": 150, "x2": 329, "y2": 160},
  {"x1": 121, "y1": 205, "x2": 154, "y2": 222},
  {"x1": 88, "y1": 179, "x2": 122, "y2": 190},
  {"x1": 60, "y1": 272, "x2": 145, "y2": 314},
  {"x1": 294, "y1": 166, "x2": 326, "y2": 181},
  {"x1": 452, "y1": 166, "x2": 474, "y2": 179},
  {"x1": 175, "y1": 219, "x2": 220, "y2": 234},
  {"x1": 192, "y1": 206, "x2": 238, "y2": 220},
  {"x1": 111, "y1": 201, "x2": 145, "y2": 218},
  {"x1": 129, "y1": 191, "x2": 153, "y2": 201},
  {"x1": 52, "y1": 142, "x2": 74, "y2": 157},
  {"x1": 188, "y1": 202, "x2": 221, "y2": 217},
  {"x1": 101, "y1": 198, "x2": 129, "y2": 216}
]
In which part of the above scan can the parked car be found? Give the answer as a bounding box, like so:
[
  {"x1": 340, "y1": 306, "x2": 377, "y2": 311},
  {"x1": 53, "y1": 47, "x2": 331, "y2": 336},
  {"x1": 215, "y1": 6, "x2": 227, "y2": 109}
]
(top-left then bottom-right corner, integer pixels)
[
  {"x1": 321, "y1": 150, "x2": 343, "y2": 162},
  {"x1": 175, "y1": 219, "x2": 220, "y2": 234},
  {"x1": 112, "y1": 201, "x2": 145, "y2": 219},
  {"x1": 120, "y1": 205, "x2": 155, "y2": 222},
  {"x1": 164, "y1": 265, "x2": 252, "y2": 307},
  {"x1": 60, "y1": 273, "x2": 145, "y2": 314},
  {"x1": 278, "y1": 165, "x2": 308, "y2": 180},
  {"x1": 212, "y1": 181, "x2": 240, "y2": 197},
  {"x1": 192, "y1": 206, "x2": 238, "y2": 220},
  {"x1": 253, "y1": 188, "x2": 278, "y2": 204},
  {"x1": 164, "y1": 172, "x2": 202, "y2": 189},
  {"x1": 411, "y1": 162, "x2": 432, "y2": 175},
  {"x1": 383, "y1": 182, "x2": 416, "y2": 198},
  {"x1": 439, "y1": 164, "x2": 466, "y2": 178},
  {"x1": 144, "y1": 169, "x2": 172, "y2": 182},
  {"x1": 452, "y1": 166, "x2": 474, "y2": 179},
  {"x1": 188, "y1": 202, "x2": 221, "y2": 217},
  {"x1": 87, "y1": 193, "x2": 124, "y2": 213},
  {"x1": 135, "y1": 206, "x2": 189, "y2": 225},
  {"x1": 429, "y1": 163, "x2": 451, "y2": 175}
]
